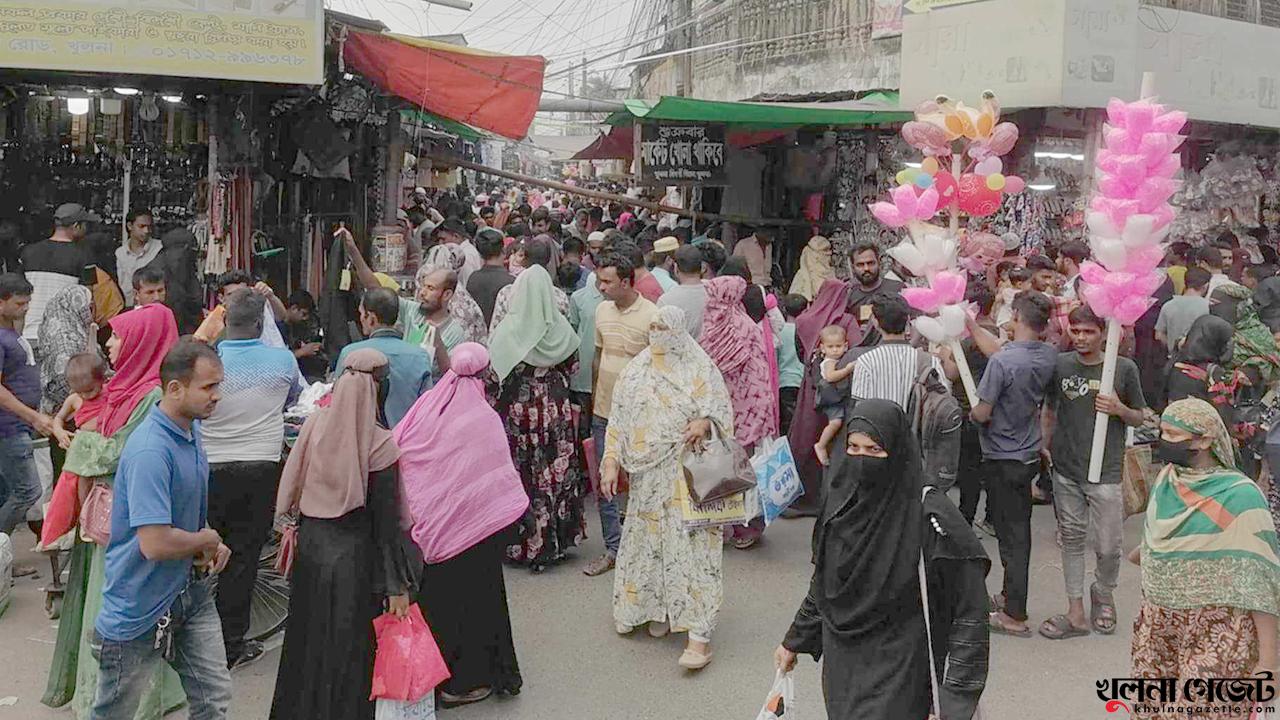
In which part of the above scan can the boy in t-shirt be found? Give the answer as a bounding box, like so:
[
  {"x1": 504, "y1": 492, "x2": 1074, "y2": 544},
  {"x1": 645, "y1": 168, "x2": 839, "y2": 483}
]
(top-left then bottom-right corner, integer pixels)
[{"x1": 776, "y1": 294, "x2": 808, "y2": 435}]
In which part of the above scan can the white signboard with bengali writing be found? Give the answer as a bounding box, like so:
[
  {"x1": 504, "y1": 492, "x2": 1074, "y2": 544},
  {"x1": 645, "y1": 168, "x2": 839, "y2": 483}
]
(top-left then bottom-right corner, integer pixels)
[{"x1": 0, "y1": 0, "x2": 324, "y2": 85}]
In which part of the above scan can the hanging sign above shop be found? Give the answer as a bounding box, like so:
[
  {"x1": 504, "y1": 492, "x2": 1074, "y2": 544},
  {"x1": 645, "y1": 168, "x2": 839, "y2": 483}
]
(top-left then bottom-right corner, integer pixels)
[
  {"x1": 638, "y1": 121, "x2": 728, "y2": 186},
  {"x1": 0, "y1": 0, "x2": 324, "y2": 85}
]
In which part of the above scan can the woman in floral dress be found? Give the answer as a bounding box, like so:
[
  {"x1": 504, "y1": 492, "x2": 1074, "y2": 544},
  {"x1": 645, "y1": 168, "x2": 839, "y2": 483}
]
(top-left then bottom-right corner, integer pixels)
[
  {"x1": 1132, "y1": 398, "x2": 1280, "y2": 720},
  {"x1": 488, "y1": 264, "x2": 583, "y2": 572},
  {"x1": 601, "y1": 306, "x2": 734, "y2": 671}
]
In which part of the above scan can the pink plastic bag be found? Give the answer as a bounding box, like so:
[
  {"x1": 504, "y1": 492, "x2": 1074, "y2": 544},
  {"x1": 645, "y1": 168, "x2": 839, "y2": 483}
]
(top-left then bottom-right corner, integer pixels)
[{"x1": 370, "y1": 605, "x2": 450, "y2": 703}]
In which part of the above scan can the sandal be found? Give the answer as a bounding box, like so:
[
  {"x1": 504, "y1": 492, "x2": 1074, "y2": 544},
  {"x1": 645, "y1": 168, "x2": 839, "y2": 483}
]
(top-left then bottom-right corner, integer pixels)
[
  {"x1": 678, "y1": 647, "x2": 713, "y2": 670},
  {"x1": 439, "y1": 687, "x2": 492, "y2": 708},
  {"x1": 988, "y1": 612, "x2": 1032, "y2": 638},
  {"x1": 990, "y1": 593, "x2": 1006, "y2": 614},
  {"x1": 731, "y1": 536, "x2": 758, "y2": 550},
  {"x1": 1090, "y1": 583, "x2": 1117, "y2": 635},
  {"x1": 1038, "y1": 614, "x2": 1090, "y2": 640}
]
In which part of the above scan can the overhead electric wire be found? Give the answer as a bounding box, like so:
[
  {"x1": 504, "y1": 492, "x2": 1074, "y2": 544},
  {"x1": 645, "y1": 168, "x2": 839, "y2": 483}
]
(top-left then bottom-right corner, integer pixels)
[{"x1": 544, "y1": 0, "x2": 733, "y2": 79}]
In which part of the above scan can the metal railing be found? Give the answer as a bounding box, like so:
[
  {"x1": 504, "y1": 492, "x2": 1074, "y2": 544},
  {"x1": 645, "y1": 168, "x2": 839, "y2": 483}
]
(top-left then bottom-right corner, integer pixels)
[{"x1": 1140, "y1": 0, "x2": 1280, "y2": 27}]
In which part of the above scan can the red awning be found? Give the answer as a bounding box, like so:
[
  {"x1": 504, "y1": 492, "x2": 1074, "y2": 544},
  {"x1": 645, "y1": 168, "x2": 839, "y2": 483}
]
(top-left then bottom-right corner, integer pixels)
[
  {"x1": 343, "y1": 30, "x2": 545, "y2": 140},
  {"x1": 571, "y1": 126, "x2": 789, "y2": 161}
]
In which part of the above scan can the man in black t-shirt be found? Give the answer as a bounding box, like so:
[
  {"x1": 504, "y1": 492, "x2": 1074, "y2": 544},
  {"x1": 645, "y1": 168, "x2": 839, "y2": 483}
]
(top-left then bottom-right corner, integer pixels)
[
  {"x1": 19, "y1": 203, "x2": 97, "y2": 343},
  {"x1": 1039, "y1": 305, "x2": 1145, "y2": 640},
  {"x1": 845, "y1": 239, "x2": 903, "y2": 346}
]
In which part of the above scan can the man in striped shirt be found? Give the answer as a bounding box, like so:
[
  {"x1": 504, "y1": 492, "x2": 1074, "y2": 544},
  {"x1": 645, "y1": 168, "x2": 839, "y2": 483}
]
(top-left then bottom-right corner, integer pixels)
[{"x1": 848, "y1": 295, "x2": 949, "y2": 410}]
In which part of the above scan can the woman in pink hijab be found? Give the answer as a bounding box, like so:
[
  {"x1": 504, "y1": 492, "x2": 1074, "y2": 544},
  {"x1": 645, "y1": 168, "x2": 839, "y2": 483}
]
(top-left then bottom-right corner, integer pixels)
[
  {"x1": 394, "y1": 343, "x2": 526, "y2": 706},
  {"x1": 700, "y1": 275, "x2": 775, "y2": 549}
]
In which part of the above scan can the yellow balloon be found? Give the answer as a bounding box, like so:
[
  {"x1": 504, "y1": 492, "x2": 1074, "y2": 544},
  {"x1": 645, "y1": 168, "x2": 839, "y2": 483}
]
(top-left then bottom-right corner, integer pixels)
[
  {"x1": 986, "y1": 173, "x2": 1007, "y2": 191},
  {"x1": 921, "y1": 157, "x2": 940, "y2": 175},
  {"x1": 896, "y1": 170, "x2": 911, "y2": 185}
]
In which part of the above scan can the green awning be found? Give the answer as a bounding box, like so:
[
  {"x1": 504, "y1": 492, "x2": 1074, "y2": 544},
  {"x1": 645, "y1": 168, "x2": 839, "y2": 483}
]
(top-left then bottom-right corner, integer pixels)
[
  {"x1": 604, "y1": 93, "x2": 911, "y2": 128},
  {"x1": 400, "y1": 109, "x2": 485, "y2": 142}
]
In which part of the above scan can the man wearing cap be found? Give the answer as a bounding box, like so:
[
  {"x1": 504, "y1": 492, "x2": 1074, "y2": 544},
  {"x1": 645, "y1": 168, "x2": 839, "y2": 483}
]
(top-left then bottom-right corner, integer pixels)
[
  {"x1": 584, "y1": 230, "x2": 607, "y2": 271},
  {"x1": 650, "y1": 236, "x2": 680, "y2": 292},
  {"x1": 19, "y1": 203, "x2": 98, "y2": 344}
]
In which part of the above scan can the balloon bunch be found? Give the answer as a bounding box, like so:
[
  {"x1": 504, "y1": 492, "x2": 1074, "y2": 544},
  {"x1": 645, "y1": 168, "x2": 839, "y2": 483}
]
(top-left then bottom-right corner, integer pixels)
[
  {"x1": 866, "y1": 91, "x2": 1029, "y2": 404},
  {"x1": 1079, "y1": 98, "x2": 1187, "y2": 326}
]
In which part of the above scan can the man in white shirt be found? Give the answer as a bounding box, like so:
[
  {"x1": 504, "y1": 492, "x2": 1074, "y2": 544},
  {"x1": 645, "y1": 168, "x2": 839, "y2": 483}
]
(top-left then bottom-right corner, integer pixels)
[
  {"x1": 200, "y1": 290, "x2": 302, "y2": 669},
  {"x1": 116, "y1": 208, "x2": 162, "y2": 307}
]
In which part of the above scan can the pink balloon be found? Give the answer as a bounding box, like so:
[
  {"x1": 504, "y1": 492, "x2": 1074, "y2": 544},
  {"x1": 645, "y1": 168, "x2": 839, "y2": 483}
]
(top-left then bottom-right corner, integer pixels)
[
  {"x1": 1003, "y1": 175, "x2": 1026, "y2": 194},
  {"x1": 987, "y1": 123, "x2": 1019, "y2": 156},
  {"x1": 902, "y1": 121, "x2": 951, "y2": 156},
  {"x1": 932, "y1": 271, "x2": 967, "y2": 305},
  {"x1": 975, "y1": 157, "x2": 1003, "y2": 176},
  {"x1": 932, "y1": 171, "x2": 959, "y2": 205},
  {"x1": 957, "y1": 173, "x2": 1002, "y2": 217},
  {"x1": 914, "y1": 186, "x2": 941, "y2": 219}
]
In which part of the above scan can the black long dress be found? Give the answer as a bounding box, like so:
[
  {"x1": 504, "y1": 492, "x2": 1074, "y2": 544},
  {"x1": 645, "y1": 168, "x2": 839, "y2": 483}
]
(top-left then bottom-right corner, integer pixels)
[
  {"x1": 416, "y1": 528, "x2": 523, "y2": 697},
  {"x1": 270, "y1": 467, "x2": 418, "y2": 720},
  {"x1": 783, "y1": 401, "x2": 932, "y2": 720}
]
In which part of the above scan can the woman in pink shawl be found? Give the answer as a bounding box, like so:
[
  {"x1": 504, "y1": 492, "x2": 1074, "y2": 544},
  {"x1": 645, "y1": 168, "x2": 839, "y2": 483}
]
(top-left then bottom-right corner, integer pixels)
[
  {"x1": 787, "y1": 279, "x2": 860, "y2": 517},
  {"x1": 700, "y1": 275, "x2": 775, "y2": 549},
  {"x1": 394, "y1": 343, "x2": 525, "y2": 706}
]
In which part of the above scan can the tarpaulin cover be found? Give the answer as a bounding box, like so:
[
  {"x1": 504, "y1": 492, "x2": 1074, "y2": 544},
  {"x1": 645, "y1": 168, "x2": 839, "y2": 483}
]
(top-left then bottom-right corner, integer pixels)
[
  {"x1": 344, "y1": 30, "x2": 545, "y2": 140},
  {"x1": 604, "y1": 94, "x2": 911, "y2": 128}
]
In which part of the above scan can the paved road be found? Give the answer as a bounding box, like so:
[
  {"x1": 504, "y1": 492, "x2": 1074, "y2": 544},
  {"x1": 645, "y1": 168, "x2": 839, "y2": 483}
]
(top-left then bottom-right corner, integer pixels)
[{"x1": 1, "y1": 494, "x2": 1141, "y2": 720}]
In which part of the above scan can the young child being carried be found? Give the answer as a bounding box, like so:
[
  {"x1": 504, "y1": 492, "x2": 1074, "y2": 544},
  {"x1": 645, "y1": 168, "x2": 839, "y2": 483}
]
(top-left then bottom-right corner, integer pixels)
[
  {"x1": 52, "y1": 352, "x2": 108, "y2": 450},
  {"x1": 813, "y1": 325, "x2": 857, "y2": 466}
]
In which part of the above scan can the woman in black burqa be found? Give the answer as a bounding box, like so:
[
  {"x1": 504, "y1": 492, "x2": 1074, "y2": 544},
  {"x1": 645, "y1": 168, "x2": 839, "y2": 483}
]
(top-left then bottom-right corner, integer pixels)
[{"x1": 774, "y1": 399, "x2": 989, "y2": 720}]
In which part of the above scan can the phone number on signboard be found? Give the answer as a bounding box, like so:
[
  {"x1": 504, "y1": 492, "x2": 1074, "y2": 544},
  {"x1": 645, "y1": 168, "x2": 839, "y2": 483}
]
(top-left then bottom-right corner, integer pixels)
[{"x1": 151, "y1": 47, "x2": 306, "y2": 65}]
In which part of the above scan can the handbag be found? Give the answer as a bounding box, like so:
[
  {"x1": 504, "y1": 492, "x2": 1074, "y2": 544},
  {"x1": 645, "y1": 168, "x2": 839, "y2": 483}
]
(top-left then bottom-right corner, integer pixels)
[
  {"x1": 680, "y1": 419, "x2": 756, "y2": 504},
  {"x1": 1122, "y1": 444, "x2": 1156, "y2": 518},
  {"x1": 80, "y1": 483, "x2": 113, "y2": 546}
]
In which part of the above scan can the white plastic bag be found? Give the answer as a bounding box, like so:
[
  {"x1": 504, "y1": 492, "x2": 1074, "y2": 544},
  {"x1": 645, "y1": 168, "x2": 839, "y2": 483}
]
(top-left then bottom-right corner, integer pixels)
[
  {"x1": 754, "y1": 670, "x2": 796, "y2": 720},
  {"x1": 374, "y1": 695, "x2": 436, "y2": 720},
  {"x1": 0, "y1": 533, "x2": 12, "y2": 618},
  {"x1": 751, "y1": 437, "x2": 803, "y2": 525}
]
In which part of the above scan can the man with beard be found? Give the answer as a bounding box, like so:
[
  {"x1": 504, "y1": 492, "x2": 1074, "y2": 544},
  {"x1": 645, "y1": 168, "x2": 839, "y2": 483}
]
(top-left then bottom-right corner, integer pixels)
[{"x1": 845, "y1": 240, "x2": 903, "y2": 346}]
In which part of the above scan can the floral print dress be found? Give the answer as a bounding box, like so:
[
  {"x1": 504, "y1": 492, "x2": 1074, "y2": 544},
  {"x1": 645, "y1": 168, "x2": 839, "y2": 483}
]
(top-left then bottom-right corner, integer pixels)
[
  {"x1": 498, "y1": 357, "x2": 585, "y2": 567},
  {"x1": 603, "y1": 312, "x2": 736, "y2": 639}
]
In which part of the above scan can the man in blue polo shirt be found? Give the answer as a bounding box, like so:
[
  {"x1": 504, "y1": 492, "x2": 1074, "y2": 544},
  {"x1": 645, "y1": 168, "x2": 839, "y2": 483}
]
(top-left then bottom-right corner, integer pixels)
[
  {"x1": 91, "y1": 341, "x2": 231, "y2": 720},
  {"x1": 336, "y1": 287, "x2": 431, "y2": 427}
]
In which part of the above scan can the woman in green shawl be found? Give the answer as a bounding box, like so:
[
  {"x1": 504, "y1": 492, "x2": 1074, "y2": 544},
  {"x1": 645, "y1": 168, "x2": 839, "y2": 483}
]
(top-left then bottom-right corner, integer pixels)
[
  {"x1": 488, "y1": 263, "x2": 583, "y2": 573},
  {"x1": 43, "y1": 304, "x2": 182, "y2": 719},
  {"x1": 1132, "y1": 398, "x2": 1280, "y2": 718}
]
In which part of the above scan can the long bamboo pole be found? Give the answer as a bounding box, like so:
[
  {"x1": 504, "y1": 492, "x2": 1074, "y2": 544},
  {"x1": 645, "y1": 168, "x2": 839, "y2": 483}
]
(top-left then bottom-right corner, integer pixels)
[{"x1": 421, "y1": 152, "x2": 811, "y2": 228}]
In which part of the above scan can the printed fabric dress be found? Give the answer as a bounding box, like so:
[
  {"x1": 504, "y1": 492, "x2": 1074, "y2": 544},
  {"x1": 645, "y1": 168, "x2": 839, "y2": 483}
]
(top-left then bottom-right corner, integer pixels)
[
  {"x1": 498, "y1": 356, "x2": 586, "y2": 567},
  {"x1": 1131, "y1": 399, "x2": 1280, "y2": 720},
  {"x1": 604, "y1": 309, "x2": 735, "y2": 638}
]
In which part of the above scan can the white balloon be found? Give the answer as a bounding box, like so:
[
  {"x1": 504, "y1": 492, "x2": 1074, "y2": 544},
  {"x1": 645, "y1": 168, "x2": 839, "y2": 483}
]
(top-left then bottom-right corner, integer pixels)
[
  {"x1": 914, "y1": 316, "x2": 947, "y2": 343},
  {"x1": 939, "y1": 304, "x2": 967, "y2": 338},
  {"x1": 1121, "y1": 214, "x2": 1170, "y2": 247},
  {"x1": 887, "y1": 243, "x2": 928, "y2": 277}
]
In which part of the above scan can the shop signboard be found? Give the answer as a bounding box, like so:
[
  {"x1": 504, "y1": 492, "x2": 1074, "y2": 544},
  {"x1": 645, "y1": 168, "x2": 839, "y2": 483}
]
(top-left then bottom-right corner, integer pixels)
[
  {"x1": 0, "y1": 0, "x2": 324, "y2": 85},
  {"x1": 638, "y1": 121, "x2": 728, "y2": 186}
]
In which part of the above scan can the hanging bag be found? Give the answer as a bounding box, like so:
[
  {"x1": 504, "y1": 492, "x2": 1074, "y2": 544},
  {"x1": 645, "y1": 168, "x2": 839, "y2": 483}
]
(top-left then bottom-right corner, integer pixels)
[
  {"x1": 681, "y1": 419, "x2": 757, "y2": 504},
  {"x1": 753, "y1": 669, "x2": 796, "y2": 720},
  {"x1": 80, "y1": 483, "x2": 113, "y2": 546}
]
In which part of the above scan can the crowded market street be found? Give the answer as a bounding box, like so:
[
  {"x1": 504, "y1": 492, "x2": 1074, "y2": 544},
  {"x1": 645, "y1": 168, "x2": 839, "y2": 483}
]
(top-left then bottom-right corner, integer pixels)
[{"x1": 4, "y1": 503, "x2": 1136, "y2": 719}]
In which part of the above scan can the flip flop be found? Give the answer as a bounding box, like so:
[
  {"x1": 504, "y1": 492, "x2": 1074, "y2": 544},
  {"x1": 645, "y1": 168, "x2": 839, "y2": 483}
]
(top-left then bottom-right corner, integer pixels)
[
  {"x1": 988, "y1": 612, "x2": 1032, "y2": 638},
  {"x1": 1090, "y1": 584, "x2": 1117, "y2": 635},
  {"x1": 1038, "y1": 614, "x2": 1091, "y2": 640}
]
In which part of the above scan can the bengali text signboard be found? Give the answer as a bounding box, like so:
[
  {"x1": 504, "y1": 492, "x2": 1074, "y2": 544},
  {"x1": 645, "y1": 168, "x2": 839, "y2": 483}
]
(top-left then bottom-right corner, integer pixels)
[
  {"x1": 639, "y1": 121, "x2": 727, "y2": 186},
  {"x1": 0, "y1": 0, "x2": 324, "y2": 85}
]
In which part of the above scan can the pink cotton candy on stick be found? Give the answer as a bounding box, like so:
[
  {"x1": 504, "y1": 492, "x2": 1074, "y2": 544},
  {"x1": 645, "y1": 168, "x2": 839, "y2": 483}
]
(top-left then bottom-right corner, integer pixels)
[
  {"x1": 1147, "y1": 153, "x2": 1181, "y2": 179},
  {"x1": 1152, "y1": 110, "x2": 1188, "y2": 135},
  {"x1": 903, "y1": 286, "x2": 943, "y2": 314},
  {"x1": 1096, "y1": 173, "x2": 1139, "y2": 200},
  {"x1": 1135, "y1": 178, "x2": 1178, "y2": 214},
  {"x1": 931, "y1": 271, "x2": 967, "y2": 306},
  {"x1": 870, "y1": 202, "x2": 906, "y2": 228}
]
